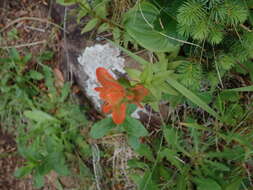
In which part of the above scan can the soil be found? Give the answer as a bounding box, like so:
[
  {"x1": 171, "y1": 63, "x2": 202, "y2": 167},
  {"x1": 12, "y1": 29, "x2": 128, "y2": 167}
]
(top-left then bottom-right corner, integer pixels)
[{"x1": 0, "y1": 129, "x2": 34, "y2": 190}]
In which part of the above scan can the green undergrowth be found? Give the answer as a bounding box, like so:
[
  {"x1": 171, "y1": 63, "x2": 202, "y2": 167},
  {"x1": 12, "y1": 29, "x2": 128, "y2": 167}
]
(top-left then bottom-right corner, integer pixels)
[
  {"x1": 0, "y1": 49, "x2": 93, "y2": 188},
  {"x1": 1, "y1": 0, "x2": 253, "y2": 189}
]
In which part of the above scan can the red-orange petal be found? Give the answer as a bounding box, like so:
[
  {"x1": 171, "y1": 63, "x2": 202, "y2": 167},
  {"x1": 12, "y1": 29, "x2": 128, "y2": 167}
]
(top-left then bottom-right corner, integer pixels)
[
  {"x1": 131, "y1": 85, "x2": 149, "y2": 104},
  {"x1": 112, "y1": 103, "x2": 127, "y2": 124},
  {"x1": 96, "y1": 67, "x2": 122, "y2": 89},
  {"x1": 102, "y1": 103, "x2": 112, "y2": 113}
]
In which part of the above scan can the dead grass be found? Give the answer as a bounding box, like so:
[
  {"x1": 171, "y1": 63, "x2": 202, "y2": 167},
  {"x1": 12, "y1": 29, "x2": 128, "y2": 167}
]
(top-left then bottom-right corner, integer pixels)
[{"x1": 111, "y1": 0, "x2": 135, "y2": 23}]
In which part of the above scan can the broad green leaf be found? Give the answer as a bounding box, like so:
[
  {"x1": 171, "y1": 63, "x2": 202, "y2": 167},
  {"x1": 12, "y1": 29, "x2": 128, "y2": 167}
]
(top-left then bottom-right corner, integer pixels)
[
  {"x1": 136, "y1": 144, "x2": 154, "y2": 161},
  {"x1": 195, "y1": 178, "x2": 222, "y2": 190},
  {"x1": 126, "y1": 104, "x2": 137, "y2": 114},
  {"x1": 148, "y1": 84, "x2": 162, "y2": 100},
  {"x1": 34, "y1": 171, "x2": 44, "y2": 188},
  {"x1": 224, "y1": 178, "x2": 242, "y2": 190},
  {"x1": 97, "y1": 23, "x2": 110, "y2": 34},
  {"x1": 24, "y1": 110, "x2": 59, "y2": 123},
  {"x1": 9, "y1": 48, "x2": 20, "y2": 61},
  {"x1": 140, "y1": 62, "x2": 153, "y2": 84},
  {"x1": 47, "y1": 152, "x2": 69, "y2": 176},
  {"x1": 81, "y1": 18, "x2": 99, "y2": 34},
  {"x1": 94, "y1": 1, "x2": 108, "y2": 18},
  {"x1": 158, "y1": 165, "x2": 172, "y2": 180},
  {"x1": 90, "y1": 117, "x2": 115, "y2": 139},
  {"x1": 29, "y1": 70, "x2": 44, "y2": 80},
  {"x1": 128, "y1": 135, "x2": 141, "y2": 150},
  {"x1": 14, "y1": 165, "x2": 33, "y2": 178},
  {"x1": 123, "y1": 116, "x2": 148, "y2": 137},
  {"x1": 126, "y1": 68, "x2": 141, "y2": 82},
  {"x1": 112, "y1": 27, "x2": 121, "y2": 41},
  {"x1": 77, "y1": 9, "x2": 88, "y2": 24},
  {"x1": 123, "y1": 2, "x2": 184, "y2": 52}
]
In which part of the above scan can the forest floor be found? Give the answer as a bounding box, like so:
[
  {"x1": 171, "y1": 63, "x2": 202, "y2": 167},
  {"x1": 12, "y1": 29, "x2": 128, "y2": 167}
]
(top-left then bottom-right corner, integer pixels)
[{"x1": 0, "y1": 0, "x2": 61, "y2": 189}]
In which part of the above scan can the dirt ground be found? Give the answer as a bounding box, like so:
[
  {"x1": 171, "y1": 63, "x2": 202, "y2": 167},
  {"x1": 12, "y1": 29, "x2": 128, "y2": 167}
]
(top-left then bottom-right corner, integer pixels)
[{"x1": 0, "y1": 129, "x2": 35, "y2": 190}]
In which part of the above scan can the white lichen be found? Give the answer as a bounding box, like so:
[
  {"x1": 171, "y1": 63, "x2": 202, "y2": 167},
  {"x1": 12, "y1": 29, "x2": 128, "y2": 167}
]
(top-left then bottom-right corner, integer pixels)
[{"x1": 77, "y1": 43, "x2": 125, "y2": 110}]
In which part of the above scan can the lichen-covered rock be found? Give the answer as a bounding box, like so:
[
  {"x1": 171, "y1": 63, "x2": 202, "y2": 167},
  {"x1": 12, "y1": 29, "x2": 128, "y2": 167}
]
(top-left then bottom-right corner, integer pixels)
[{"x1": 77, "y1": 43, "x2": 125, "y2": 110}]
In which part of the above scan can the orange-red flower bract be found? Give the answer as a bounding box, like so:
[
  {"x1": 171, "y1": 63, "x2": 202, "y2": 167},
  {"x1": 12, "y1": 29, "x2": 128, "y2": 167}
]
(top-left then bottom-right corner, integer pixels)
[{"x1": 95, "y1": 67, "x2": 148, "y2": 124}]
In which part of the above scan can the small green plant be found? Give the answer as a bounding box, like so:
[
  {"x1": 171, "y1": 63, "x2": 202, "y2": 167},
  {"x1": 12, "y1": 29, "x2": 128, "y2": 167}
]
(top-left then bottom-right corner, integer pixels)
[{"x1": 0, "y1": 49, "x2": 93, "y2": 188}]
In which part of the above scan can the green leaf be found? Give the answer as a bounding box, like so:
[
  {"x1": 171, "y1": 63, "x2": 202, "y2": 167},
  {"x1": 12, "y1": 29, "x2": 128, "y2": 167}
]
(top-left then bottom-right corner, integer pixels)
[
  {"x1": 224, "y1": 85, "x2": 253, "y2": 92},
  {"x1": 14, "y1": 165, "x2": 33, "y2": 178},
  {"x1": 90, "y1": 118, "x2": 115, "y2": 139},
  {"x1": 24, "y1": 110, "x2": 59, "y2": 123},
  {"x1": 29, "y1": 70, "x2": 44, "y2": 80},
  {"x1": 139, "y1": 171, "x2": 159, "y2": 190},
  {"x1": 37, "y1": 51, "x2": 54, "y2": 63},
  {"x1": 34, "y1": 171, "x2": 44, "y2": 188},
  {"x1": 160, "y1": 148, "x2": 183, "y2": 171},
  {"x1": 23, "y1": 53, "x2": 32, "y2": 63},
  {"x1": 163, "y1": 126, "x2": 190, "y2": 156},
  {"x1": 166, "y1": 77, "x2": 219, "y2": 119},
  {"x1": 60, "y1": 83, "x2": 70, "y2": 102},
  {"x1": 56, "y1": 0, "x2": 76, "y2": 6},
  {"x1": 163, "y1": 126, "x2": 179, "y2": 149},
  {"x1": 224, "y1": 178, "x2": 242, "y2": 190},
  {"x1": 123, "y1": 2, "x2": 184, "y2": 52},
  {"x1": 128, "y1": 159, "x2": 149, "y2": 170},
  {"x1": 136, "y1": 144, "x2": 154, "y2": 161},
  {"x1": 94, "y1": 1, "x2": 108, "y2": 18},
  {"x1": 126, "y1": 104, "x2": 137, "y2": 114},
  {"x1": 47, "y1": 152, "x2": 69, "y2": 176},
  {"x1": 140, "y1": 63, "x2": 153, "y2": 84},
  {"x1": 112, "y1": 27, "x2": 121, "y2": 41},
  {"x1": 77, "y1": 9, "x2": 88, "y2": 24},
  {"x1": 204, "y1": 160, "x2": 230, "y2": 172},
  {"x1": 176, "y1": 174, "x2": 188, "y2": 190},
  {"x1": 9, "y1": 48, "x2": 20, "y2": 61},
  {"x1": 81, "y1": 18, "x2": 99, "y2": 34},
  {"x1": 195, "y1": 178, "x2": 222, "y2": 190},
  {"x1": 123, "y1": 116, "x2": 148, "y2": 137},
  {"x1": 97, "y1": 23, "x2": 110, "y2": 34},
  {"x1": 128, "y1": 135, "x2": 141, "y2": 150}
]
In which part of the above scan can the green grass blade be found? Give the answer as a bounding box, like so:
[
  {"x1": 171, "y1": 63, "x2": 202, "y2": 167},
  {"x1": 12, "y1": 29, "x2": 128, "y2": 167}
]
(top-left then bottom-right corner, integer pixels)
[
  {"x1": 224, "y1": 85, "x2": 253, "y2": 92},
  {"x1": 166, "y1": 77, "x2": 220, "y2": 119}
]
